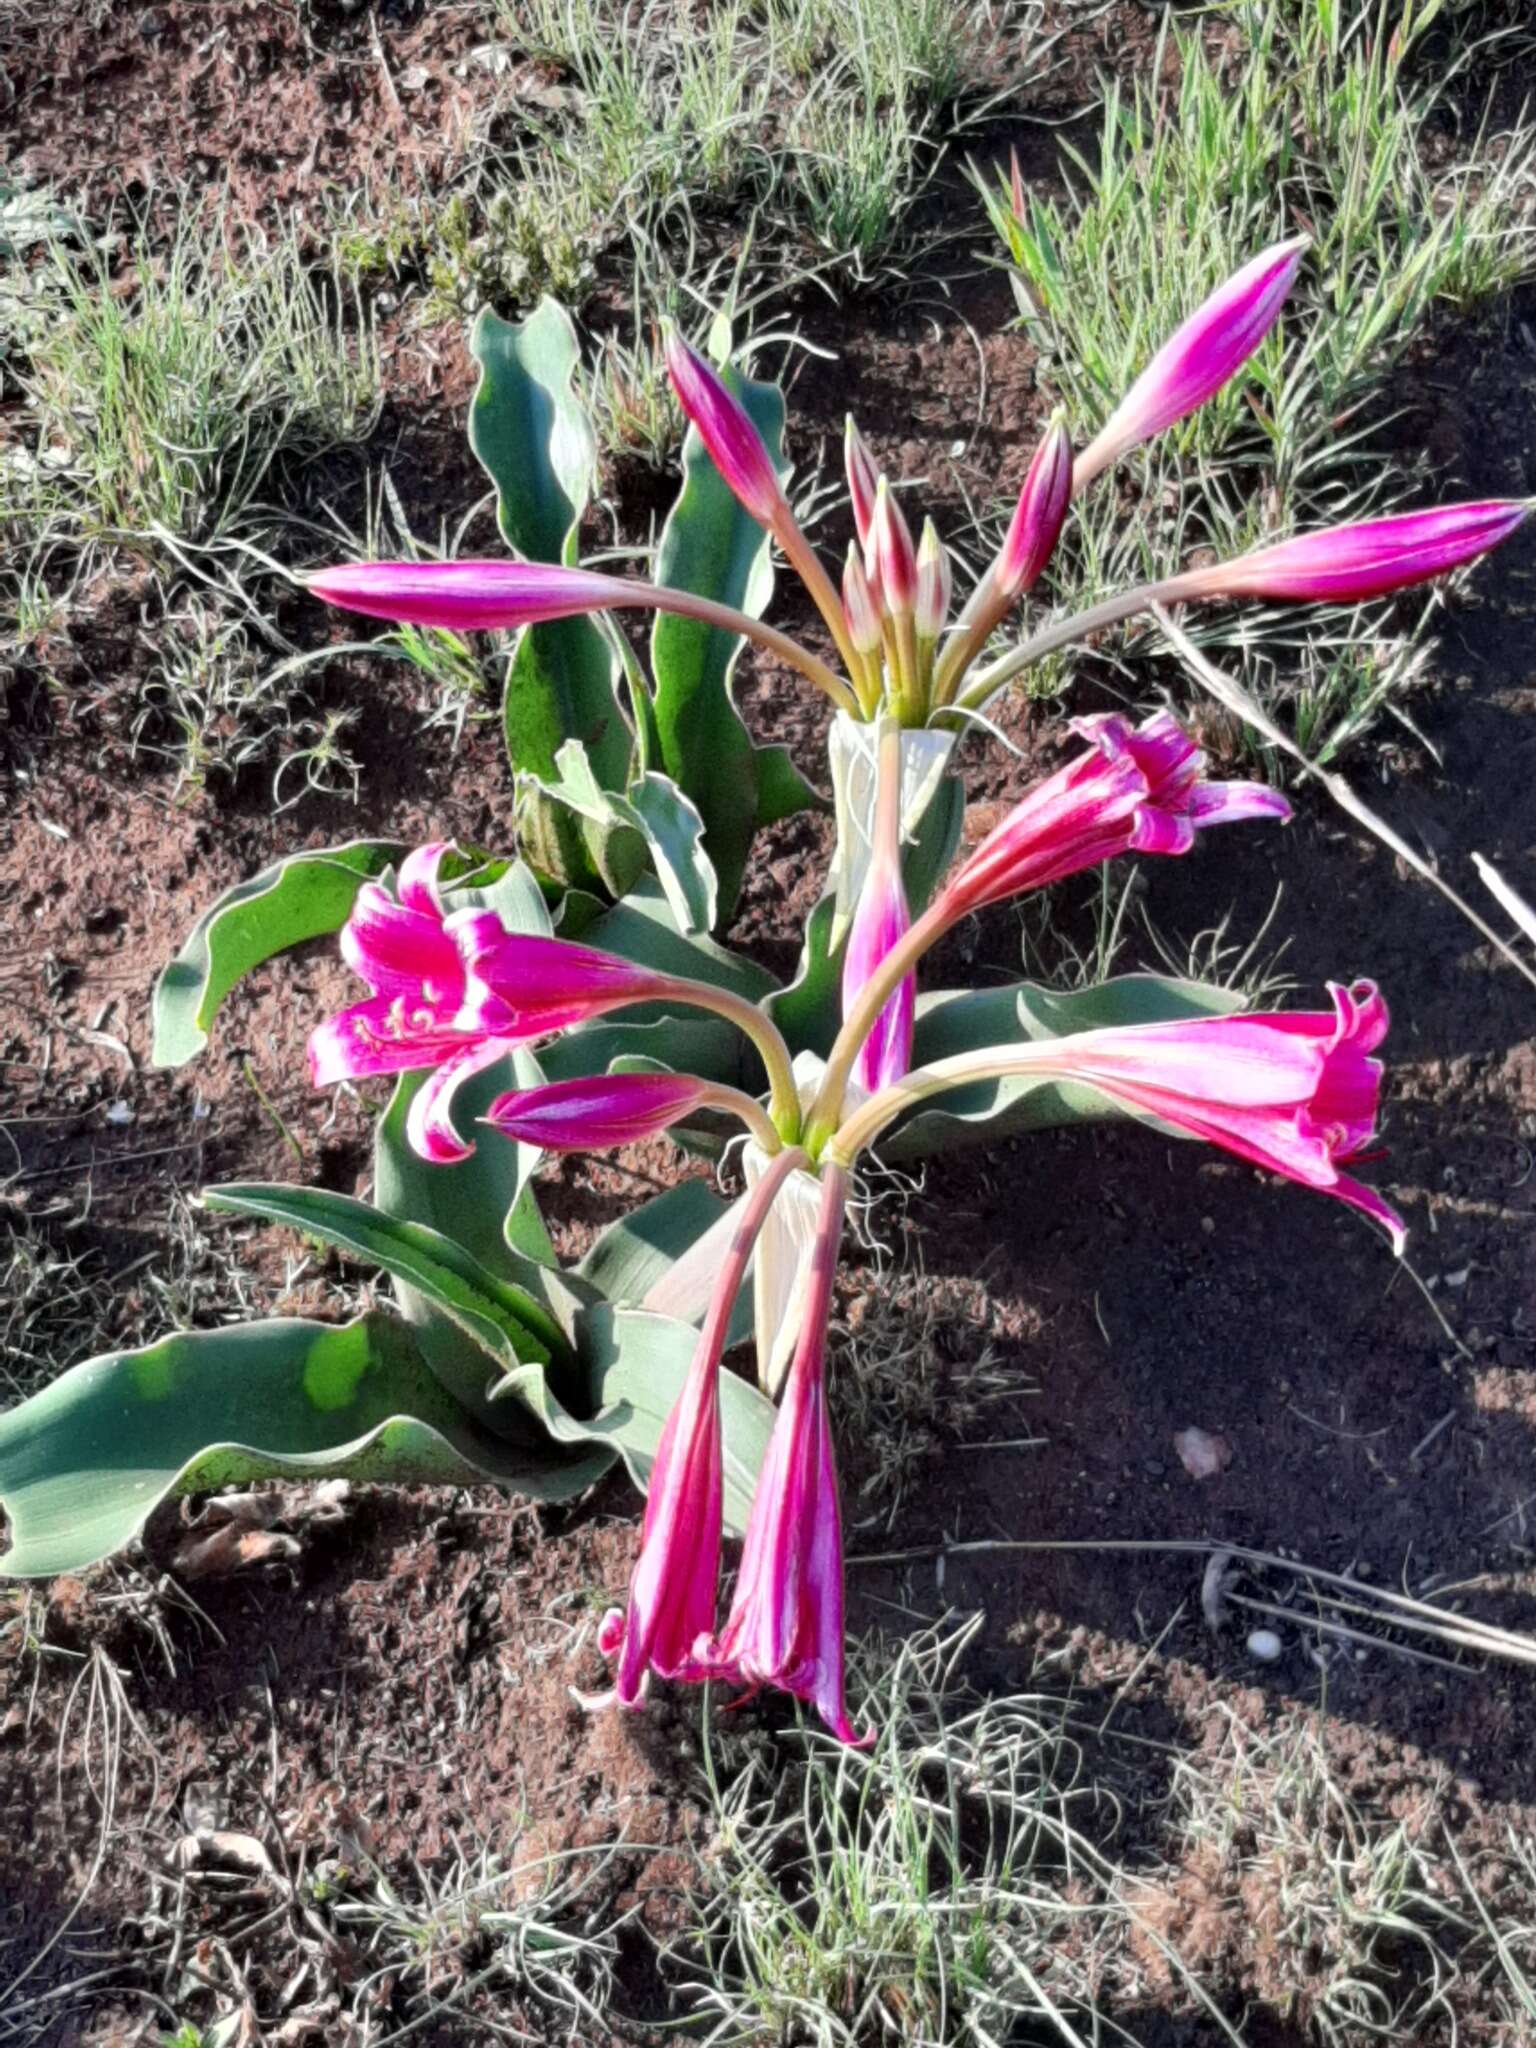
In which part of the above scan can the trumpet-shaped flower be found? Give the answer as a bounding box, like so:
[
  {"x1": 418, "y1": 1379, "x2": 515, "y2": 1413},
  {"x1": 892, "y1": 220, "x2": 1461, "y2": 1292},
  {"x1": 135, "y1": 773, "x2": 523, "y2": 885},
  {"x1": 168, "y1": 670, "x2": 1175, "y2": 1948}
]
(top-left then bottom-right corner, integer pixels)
[
  {"x1": 1035, "y1": 980, "x2": 1403, "y2": 1247},
  {"x1": 484, "y1": 1071, "x2": 713, "y2": 1150},
  {"x1": 833, "y1": 985, "x2": 1403, "y2": 1249},
  {"x1": 1170, "y1": 500, "x2": 1529, "y2": 606},
  {"x1": 700, "y1": 1169, "x2": 869, "y2": 1744},
  {"x1": 664, "y1": 327, "x2": 788, "y2": 532},
  {"x1": 1075, "y1": 238, "x2": 1307, "y2": 488},
  {"x1": 933, "y1": 711, "x2": 1291, "y2": 924},
  {"x1": 308, "y1": 844, "x2": 525, "y2": 1164},
  {"x1": 841, "y1": 723, "x2": 915, "y2": 1095},
  {"x1": 455, "y1": 920, "x2": 678, "y2": 1036},
  {"x1": 598, "y1": 1147, "x2": 808, "y2": 1707}
]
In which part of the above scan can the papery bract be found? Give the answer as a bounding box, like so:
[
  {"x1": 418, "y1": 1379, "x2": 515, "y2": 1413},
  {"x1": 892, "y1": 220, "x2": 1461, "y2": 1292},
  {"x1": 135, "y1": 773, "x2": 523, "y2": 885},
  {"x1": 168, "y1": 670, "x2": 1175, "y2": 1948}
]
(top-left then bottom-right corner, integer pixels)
[
  {"x1": 664, "y1": 327, "x2": 787, "y2": 531},
  {"x1": 1170, "y1": 500, "x2": 1529, "y2": 606},
  {"x1": 934, "y1": 710, "x2": 1291, "y2": 922},
  {"x1": 701, "y1": 1169, "x2": 869, "y2": 1745},
  {"x1": 484, "y1": 1071, "x2": 711, "y2": 1151},
  {"x1": 1075, "y1": 237, "x2": 1308, "y2": 488}
]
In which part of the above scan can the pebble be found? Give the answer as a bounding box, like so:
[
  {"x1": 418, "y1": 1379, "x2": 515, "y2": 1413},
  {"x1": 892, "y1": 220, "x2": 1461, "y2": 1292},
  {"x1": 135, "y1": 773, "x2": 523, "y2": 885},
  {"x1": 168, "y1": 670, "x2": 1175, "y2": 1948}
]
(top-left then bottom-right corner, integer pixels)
[{"x1": 1246, "y1": 1628, "x2": 1284, "y2": 1662}]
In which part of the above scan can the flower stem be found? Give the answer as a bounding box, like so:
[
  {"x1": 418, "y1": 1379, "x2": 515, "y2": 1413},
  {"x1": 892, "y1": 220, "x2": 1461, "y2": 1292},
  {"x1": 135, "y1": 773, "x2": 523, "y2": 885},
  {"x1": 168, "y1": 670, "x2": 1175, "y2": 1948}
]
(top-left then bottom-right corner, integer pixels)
[
  {"x1": 699, "y1": 1144, "x2": 811, "y2": 1365},
  {"x1": 776, "y1": 526, "x2": 865, "y2": 690},
  {"x1": 671, "y1": 982, "x2": 803, "y2": 1141},
  {"x1": 640, "y1": 579, "x2": 859, "y2": 715},
  {"x1": 700, "y1": 1082, "x2": 789, "y2": 1155},
  {"x1": 949, "y1": 576, "x2": 1197, "y2": 714},
  {"x1": 803, "y1": 849, "x2": 950, "y2": 1152}
]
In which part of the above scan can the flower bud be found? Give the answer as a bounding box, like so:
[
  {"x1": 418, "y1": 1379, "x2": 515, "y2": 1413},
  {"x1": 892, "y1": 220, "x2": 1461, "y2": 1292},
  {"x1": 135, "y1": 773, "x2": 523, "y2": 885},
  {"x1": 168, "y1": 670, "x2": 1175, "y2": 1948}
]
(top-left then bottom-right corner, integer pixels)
[
  {"x1": 871, "y1": 478, "x2": 917, "y2": 617},
  {"x1": 1172, "y1": 500, "x2": 1529, "y2": 606},
  {"x1": 914, "y1": 519, "x2": 952, "y2": 641},
  {"x1": 484, "y1": 1071, "x2": 711, "y2": 1151},
  {"x1": 996, "y1": 416, "x2": 1072, "y2": 599},
  {"x1": 1075, "y1": 237, "x2": 1308, "y2": 488},
  {"x1": 663, "y1": 325, "x2": 786, "y2": 530},
  {"x1": 842, "y1": 544, "x2": 883, "y2": 656},
  {"x1": 844, "y1": 415, "x2": 879, "y2": 547}
]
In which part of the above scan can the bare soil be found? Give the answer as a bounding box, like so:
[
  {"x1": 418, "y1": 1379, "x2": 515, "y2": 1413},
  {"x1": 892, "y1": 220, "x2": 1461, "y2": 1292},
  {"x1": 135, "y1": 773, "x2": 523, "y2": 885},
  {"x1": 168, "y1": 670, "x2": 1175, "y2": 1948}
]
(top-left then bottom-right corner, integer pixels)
[{"x1": 4, "y1": 4, "x2": 1536, "y2": 2045}]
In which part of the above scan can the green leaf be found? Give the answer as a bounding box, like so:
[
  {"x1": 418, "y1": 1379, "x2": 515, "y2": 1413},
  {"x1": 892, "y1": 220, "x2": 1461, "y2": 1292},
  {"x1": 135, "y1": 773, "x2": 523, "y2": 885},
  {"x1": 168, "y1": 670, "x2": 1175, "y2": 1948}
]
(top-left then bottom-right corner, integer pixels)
[
  {"x1": 151, "y1": 841, "x2": 402, "y2": 1067},
  {"x1": 468, "y1": 300, "x2": 597, "y2": 566},
  {"x1": 764, "y1": 889, "x2": 842, "y2": 1060},
  {"x1": 467, "y1": 302, "x2": 628, "y2": 793},
  {"x1": 504, "y1": 615, "x2": 630, "y2": 794},
  {"x1": 0, "y1": 1314, "x2": 611, "y2": 1580},
  {"x1": 650, "y1": 358, "x2": 786, "y2": 922},
  {"x1": 886, "y1": 973, "x2": 1246, "y2": 1160},
  {"x1": 520, "y1": 743, "x2": 718, "y2": 935},
  {"x1": 560, "y1": 1306, "x2": 774, "y2": 1538},
  {"x1": 577, "y1": 877, "x2": 775, "y2": 1001},
  {"x1": 755, "y1": 742, "x2": 826, "y2": 829},
  {"x1": 205, "y1": 1184, "x2": 565, "y2": 1397},
  {"x1": 578, "y1": 1180, "x2": 751, "y2": 1347}
]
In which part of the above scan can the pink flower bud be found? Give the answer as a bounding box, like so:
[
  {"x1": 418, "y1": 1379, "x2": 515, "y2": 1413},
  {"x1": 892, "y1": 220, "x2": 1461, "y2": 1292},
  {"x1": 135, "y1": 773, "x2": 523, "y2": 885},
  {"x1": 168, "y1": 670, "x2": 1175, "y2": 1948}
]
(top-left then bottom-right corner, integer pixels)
[
  {"x1": 664, "y1": 326, "x2": 786, "y2": 530},
  {"x1": 842, "y1": 849, "x2": 913, "y2": 1095},
  {"x1": 872, "y1": 478, "x2": 917, "y2": 617},
  {"x1": 844, "y1": 416, "x2": 879, "y2": 547},
  {"x1": 996, "y1": 416, "x2": 1072, "y2": 599},
  {"x1": 309, "y1": 560, "x2": 645, "y2": 633},
  {"x1": 484, "y1": 1072, "x2": 711, "y2": 1150},
  {"x1": 1172, "y1": 500, "x2": 1529, "y2": 606},
  {"x1": 841, "y1": 545, "x2": 883, "y2": 656},
  {"x1": 1075, "y1": 237, "x2": 1308, "y2": 488},
  {"x1": 914, "y1": 519, "x2": 952, "y2": 641}
]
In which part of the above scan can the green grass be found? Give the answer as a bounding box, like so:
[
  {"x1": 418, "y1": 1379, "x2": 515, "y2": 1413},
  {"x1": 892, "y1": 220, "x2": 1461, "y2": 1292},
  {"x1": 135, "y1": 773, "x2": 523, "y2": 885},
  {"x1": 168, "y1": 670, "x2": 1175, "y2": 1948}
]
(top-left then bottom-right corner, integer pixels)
[
  {"x1": 973, "y1": 0, "x2": 1536, "y2": 761},
  {"x1": 0, "y1": 209, "x2": 380, "y2": 560}
]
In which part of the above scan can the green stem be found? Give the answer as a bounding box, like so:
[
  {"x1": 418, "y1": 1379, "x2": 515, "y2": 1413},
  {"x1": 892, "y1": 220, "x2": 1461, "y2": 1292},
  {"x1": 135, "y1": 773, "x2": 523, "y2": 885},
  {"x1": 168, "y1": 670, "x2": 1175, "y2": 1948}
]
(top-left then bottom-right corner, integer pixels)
[
  {"x1": 950, "y1": 573, "x2": 1202, "y2": 715},
  {"x1": 826, "y1": 1045, "x2": 1063, "y2": 1165},
  {"x1": 699, "y1": 1081, "x2": 788, "y2": 1155},
  {"x1": 776, "y1": 525, "x2": 865, "y2": 692},
  {"x1": 668, "y1": 981, "x2": 802, "y2": 1141},
  {"x1": 617, "y1": 578, "x2": 859, "y2": 716}
]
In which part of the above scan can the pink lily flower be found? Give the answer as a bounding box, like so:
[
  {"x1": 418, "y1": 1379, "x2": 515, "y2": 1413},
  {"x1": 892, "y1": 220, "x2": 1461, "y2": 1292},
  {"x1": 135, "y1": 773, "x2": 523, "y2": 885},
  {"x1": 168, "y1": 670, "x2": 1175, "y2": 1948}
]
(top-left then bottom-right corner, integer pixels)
[
  {"x1": 307, "y1": 844, "x2": 526, "y2": 1165},
  {"x1": 933, "y1": 710, "x2": 1291, "y2": 924},
  {"x1": 598, "y1": 1147, "x2": 809, "y2": 1708},
  {"x1": 664, "y1": 326, "x2": 788, "y2": 532},
  {"x1": 1168, "y1": 500, "x2": 1530, "y2": 607},
  {"x1": 832, "y1": 984, "x2": 1404, "y2": 1250},
  {"x1": 1075, "y1": 237, "x2": 1309, "y2": 489},
  {"x1": 1037, "y1": 979, "x2": 1404, "y2": 1248},
  {"x1": 701, "y1": 1166, "x2": 870, "y2": 1745},
  {"x1": 453, "y1": 919, "x2": 677, "y2": 1037}
]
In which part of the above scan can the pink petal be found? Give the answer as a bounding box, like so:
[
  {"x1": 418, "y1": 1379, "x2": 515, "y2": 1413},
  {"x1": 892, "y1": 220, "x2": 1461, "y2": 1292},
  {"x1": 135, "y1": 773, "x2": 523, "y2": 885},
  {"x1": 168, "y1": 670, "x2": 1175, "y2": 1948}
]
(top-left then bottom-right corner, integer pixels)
[
  {"x1": 1181, "y1": 501, "x2": 1528, "y2": 606},
  {"x1": 405, "y1": 1040, "x2": 511, "y2": 1163},
  {"x1": 309, "y1": 560, "x2": 646, "y2": 633},
  {"x1": 483, "y1": 1072, "x2": 709, "y2": 1150},
  {"x1": 665, "y1": 329, "x2": 785, "y2": 530},
  {"x1": 996, "y1": 417, "x2": 1073, "y2": 598}
]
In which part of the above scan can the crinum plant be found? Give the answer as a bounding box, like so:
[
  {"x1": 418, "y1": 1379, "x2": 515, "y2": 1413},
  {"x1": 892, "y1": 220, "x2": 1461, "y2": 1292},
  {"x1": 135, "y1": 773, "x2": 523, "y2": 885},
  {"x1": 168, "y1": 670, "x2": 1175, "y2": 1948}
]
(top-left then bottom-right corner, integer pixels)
[{"x1": 0, "y1": 243, "x2": 1525, "y2": 1746}]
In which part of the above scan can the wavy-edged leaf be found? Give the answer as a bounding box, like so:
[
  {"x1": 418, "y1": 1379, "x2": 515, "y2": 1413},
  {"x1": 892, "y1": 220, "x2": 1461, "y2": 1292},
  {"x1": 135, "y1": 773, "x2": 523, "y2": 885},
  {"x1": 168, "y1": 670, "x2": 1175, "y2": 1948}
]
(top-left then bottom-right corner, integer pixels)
[
  {"x1": 0, "y1": 1313, "x2": 612, "y2": 1580},
  {"x1": 152, "y1": 840, "x2": 403, "y2": 1067},
  {"x1": 520, "y1": 743, "x2": 717, "y2": 935},
  {"x1": 650, "y1": 357, "x2": 786, "y2": 921},
  {"x1": 468, "y1": 302, "x2": 628, "y2": 793},
  {"x1": 205, "y1": 1184, "x2": 565, "y2": 1403},
  {"x1": 577, "y1": 876, "x2": 775, "y2": 1000},
  {"x1": 886, "y1": 973, "x2": 1247, "y2": 1159},
  {"x1": 578, "y1": 1181, "x2": 752, "y2": 1349}
]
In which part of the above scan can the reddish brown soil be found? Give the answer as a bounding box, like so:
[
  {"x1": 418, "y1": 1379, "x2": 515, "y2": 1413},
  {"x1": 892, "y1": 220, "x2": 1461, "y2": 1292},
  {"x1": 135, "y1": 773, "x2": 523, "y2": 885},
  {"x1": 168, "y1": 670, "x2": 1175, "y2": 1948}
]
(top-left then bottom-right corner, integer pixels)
[{"x1": 5, "y1": 4, "x2": 1536, "y2": 2045}]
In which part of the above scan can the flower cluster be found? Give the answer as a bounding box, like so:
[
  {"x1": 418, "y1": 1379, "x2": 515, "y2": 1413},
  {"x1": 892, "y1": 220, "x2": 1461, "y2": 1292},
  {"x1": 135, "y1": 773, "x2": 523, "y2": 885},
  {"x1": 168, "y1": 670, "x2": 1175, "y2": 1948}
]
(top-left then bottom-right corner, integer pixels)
[{"x1": 312, "y1": 703, "x2": 1407, "y2": 1734}]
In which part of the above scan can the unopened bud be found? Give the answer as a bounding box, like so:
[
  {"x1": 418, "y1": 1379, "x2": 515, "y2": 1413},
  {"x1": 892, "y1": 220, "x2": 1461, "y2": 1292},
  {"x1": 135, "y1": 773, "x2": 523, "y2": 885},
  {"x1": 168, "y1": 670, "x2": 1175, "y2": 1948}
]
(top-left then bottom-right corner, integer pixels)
[{"x1": 914, "y1": 519, "x2": 952, "y2": 641}]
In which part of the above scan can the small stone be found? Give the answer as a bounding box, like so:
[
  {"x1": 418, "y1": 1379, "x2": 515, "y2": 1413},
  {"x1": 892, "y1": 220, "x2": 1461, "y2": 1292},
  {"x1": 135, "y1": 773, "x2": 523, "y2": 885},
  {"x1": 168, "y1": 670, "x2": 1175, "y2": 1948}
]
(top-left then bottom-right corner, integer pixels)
[{"x1": 1246, "y1": 1628, "x2": 1283, "y2": 1662}]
